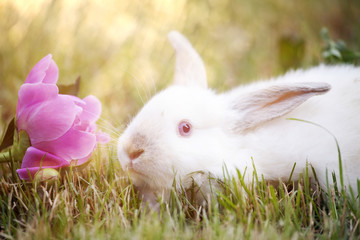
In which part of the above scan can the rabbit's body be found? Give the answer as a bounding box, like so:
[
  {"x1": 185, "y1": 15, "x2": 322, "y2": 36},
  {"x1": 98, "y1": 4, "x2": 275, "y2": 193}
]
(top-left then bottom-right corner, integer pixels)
[
  {"x1": 222, "y1": 65, "x2": 360, "y2": 190},
  {"x1": 117, "y1": 31, "x2": 360, "y2": 204}
]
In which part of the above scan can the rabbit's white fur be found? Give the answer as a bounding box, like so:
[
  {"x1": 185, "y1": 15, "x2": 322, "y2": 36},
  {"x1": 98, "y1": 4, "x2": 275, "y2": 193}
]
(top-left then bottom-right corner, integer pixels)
[{"x1": 118, "y1": 31, "x2": 360, "y2": 203}]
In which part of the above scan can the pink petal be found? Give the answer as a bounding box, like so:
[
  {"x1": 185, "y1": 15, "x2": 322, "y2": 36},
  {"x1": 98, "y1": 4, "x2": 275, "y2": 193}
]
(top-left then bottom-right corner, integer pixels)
[
  {"x1": 72, "y1": 95, "x2": 102, "y2": 132},
  {"x1": 25, "y1": 54, "x2": 59, "y2": 84},
  {"x1": 73, "y1": 121, "x2": 96, "y2": 132},
  {"x1": 96, "y1": 130, "x2": 110, "y2": 144},
  {"x1": 78, "y1": 95, "x2": 102, "y2": 123},
  {"x1": 17, "y1": 95, "x2": 82, "y2": 144},
  {"x1": 73, "y1": 152, "x2": 93, "y2": 166},
  {"x1": 42, "y1": 58, "x2": 59, "y2": 84},
  {"x1": 21, "y1": 147, "x2": 70, "y2": 168},
  {"x1": 33, "y1": 128, "x2": 97, "y2": 161},
  {"x1": 16, "y1": 147, "x2": 69, "y2": 180},
  {"x1": 60, "y1": 94, "x2": 86, "y2": 106},
  {"x1": 16, "y1": 83, "x2": 59, "y2": 118},
  {"x1": 17, "y1": 167, "x2": 41, "y2": 181}
]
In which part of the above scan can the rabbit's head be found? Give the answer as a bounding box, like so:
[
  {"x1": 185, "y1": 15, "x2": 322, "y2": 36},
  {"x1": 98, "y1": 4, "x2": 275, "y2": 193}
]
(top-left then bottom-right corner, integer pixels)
[
  {"x1": 117, "y1": 31, "x2": 330, "y2": 194},
  {"x1": 118, "y1": 32, "x2": 228, "y2": 192}
]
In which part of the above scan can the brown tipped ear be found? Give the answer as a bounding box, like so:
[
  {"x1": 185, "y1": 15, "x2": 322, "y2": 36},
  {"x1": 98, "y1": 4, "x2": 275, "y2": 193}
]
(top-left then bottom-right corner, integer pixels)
[
  {"x1": 168, "y1": 31, "x2": 207, "y2": 88},
  {"x1": 229, "y1": 82, "x2": 331, "y2": 133}
]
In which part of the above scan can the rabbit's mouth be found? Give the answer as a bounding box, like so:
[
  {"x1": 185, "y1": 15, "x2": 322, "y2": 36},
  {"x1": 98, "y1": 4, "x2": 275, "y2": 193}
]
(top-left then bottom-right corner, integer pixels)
[
  {"x1": 127, "y1": 161, "x2": 146, "y2": 177},
  {"x1": 129, "y1": 168, "x2": 145, "y2": 177}
]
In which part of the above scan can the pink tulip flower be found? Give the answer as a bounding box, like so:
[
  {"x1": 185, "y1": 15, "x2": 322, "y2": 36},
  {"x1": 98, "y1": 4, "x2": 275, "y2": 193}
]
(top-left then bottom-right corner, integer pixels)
[{"x1": 16, "y1": 54, "x2": 109, "y2": 180}]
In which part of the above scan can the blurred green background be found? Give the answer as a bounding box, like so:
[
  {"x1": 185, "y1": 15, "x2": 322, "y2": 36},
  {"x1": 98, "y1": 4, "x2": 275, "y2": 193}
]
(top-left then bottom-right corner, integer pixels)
[{"x1": 1, "y1": 0, "x2": 359, "y2": 132}]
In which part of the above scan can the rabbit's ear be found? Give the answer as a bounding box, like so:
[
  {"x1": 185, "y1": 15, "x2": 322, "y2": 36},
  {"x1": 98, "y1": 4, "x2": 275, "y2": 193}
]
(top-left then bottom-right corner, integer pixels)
[
  {"x1": 229, "y1": 82, "x2": 331, "y2": 133},
  {"x1": 168, "y1": 31, "x2": 207, "y2": 88}
]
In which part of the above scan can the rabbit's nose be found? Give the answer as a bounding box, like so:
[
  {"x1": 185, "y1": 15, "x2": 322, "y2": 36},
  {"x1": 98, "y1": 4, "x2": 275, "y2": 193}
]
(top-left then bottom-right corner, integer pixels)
[
  {"x1": 124, "y1": 142, "x2": 144, "y2": 160},
  {"x1": 123, "y1": 133, "x2": 146, "y2": 160},
  {"x1": 127, "y1": 148, "x2": 144, "y2": 160}
]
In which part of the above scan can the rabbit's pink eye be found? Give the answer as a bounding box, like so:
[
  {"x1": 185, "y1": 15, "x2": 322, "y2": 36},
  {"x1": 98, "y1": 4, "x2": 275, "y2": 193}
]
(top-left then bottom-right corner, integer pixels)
[{"x1": 178, "y1": 121, "x2": 192, "y2": 137}]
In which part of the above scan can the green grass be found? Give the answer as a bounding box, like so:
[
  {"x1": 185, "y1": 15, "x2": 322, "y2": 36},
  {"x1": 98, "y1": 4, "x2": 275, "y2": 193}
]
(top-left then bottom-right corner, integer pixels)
[{"x1": 1, "y1": 147, "x2": 359, "y2": 239}]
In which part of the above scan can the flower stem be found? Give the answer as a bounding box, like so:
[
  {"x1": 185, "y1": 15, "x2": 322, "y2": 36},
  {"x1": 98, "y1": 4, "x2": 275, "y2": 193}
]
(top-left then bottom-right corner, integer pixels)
[{"x1": 9, "y1": 150, "x2": 20, "y2": 182}]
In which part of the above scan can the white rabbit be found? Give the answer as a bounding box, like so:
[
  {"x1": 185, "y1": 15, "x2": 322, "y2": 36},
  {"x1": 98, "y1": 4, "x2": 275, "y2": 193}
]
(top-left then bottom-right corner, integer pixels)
[{"x1": 117, "y1": 31, "x2": 360, "y2": 204}]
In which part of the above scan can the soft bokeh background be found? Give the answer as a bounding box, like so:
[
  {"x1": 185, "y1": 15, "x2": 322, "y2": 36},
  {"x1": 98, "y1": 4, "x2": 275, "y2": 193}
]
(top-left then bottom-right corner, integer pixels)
[{"x1": 1, "y1": 0, "x2": 359, "y2": 133}]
